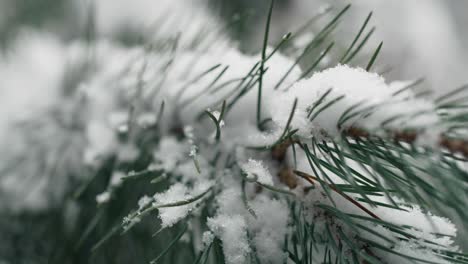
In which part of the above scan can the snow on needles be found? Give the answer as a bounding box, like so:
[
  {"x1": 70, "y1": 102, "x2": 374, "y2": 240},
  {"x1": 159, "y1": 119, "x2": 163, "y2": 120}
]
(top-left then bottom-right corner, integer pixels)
[
  {"x1": 0, "y1": 1, "x2": 465, "y2": 262},
  {"x1": 153, "y1": 182, "x2": 210, "y2": 228},
  {"x1": 249, "y1": 195, "x2": 289, "y2": 264},
  {"x1": 208, "y1": 214, "x2": 250, "y2": 264},
  {"x1": 268, "y1": 64, "x2": 439, "y2": 140},
  {"x1": 240, "y1": 159, "x2": 274, "y2": 185}
]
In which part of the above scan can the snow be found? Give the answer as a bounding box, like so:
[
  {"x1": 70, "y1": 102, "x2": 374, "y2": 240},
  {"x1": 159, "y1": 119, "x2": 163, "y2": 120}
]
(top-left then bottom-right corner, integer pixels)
[
  {"x1": 96, "y1": 191, "x2": 111, "y2": 204},
  {"x1": 108, "y1": 111, "x2": 129, "y2": 129},
  {"x1": 297, "y1": 162, "x2": 460, "y2": 262},
  {"x1": 84, "y1": 121, "x2": 116, "y2": 165},
  {"x1": 174, "y1": 157, "x2": 212, "y2": 183},
  {"x1": 117, "y1": 143, "x2": 139, "y2": 162},
  {"x1": 189, "y1": 145, "x2": 198, "y2": 158},
  {"x1": 268, "y1": 64, "x2": 440, "y2": 140},
  {"x1": 153, "y1": 183, "x2": 196, "y2": 228},
  {"x1": 376, "y1": 241, "x2": 453, "y2": 264},
  {"x1": 248, "y1": 195, "x2": 289, "y2": 264},
  {"x1": 291, "y1": 140, "x2": 460, "y2": 260},
  {"x1": 373, "y1": 198, "x2": 458, "y2": 247},
  {"x1": 240, "y1": 159, "x2": 274, "y2": 185},
  {"x1": 207, "y1": 214, "x2": 251, "y2": 264},
  {"x1": 153, "y1": 182, "x2": 211, "y2": 228},
  {"x1": 0, "y1": 1, "x2": 465, "y2": 262},
  {"x1": 153, "y1": 136, "x2": 187, "y2": 171},
  {"x1": 208, "y1": 174, "x2": 290, "y2": 264},
  {"x1": 0, "y1": 32, "x2": 93, "y2": 213},
  {"x1": 202, "y1": 231, "x2": 214, "y2": 247},
  {"x1": 89, "y1": 0, "x2": 230, "y2": 51},
  {"x1": 216, "y1": 170, "x2": 253, "y2": 212},
  {"x1": 0, "y1": 31, "x2": 65, "y2": 127},
  {"x1": 210, "y1": 110, "x2": 225, "y2": 128},
  {"x1": 138, "y1": 195, "x2": 152, "y2": 210},
  {"x1": 137, "y1": 112, "x2": 158, "y2": 127},
  {"x1": 110, "y1": 171, "x2": 124, "y2": 187}
]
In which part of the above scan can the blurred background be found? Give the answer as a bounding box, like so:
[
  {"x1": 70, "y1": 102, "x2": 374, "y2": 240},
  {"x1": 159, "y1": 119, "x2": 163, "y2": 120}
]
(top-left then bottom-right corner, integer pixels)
[
  {"x1": 0, "y1": 0, "x2": 467, "y2": 91},
  {"x1": 0, "y1": 0, "x2": 467, "y2": 263}
]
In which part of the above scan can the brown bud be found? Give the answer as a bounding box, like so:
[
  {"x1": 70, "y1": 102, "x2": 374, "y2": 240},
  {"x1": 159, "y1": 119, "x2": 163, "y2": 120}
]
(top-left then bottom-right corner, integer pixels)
[{"x1": 278, "y1": 167, "x2": 298, "y2": 189}]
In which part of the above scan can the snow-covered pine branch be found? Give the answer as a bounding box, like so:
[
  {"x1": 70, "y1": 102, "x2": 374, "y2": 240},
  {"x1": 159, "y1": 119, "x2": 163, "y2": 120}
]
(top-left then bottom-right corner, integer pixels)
[{"x1": 0, "y1": 1, "x2": 467, "y2": 263}]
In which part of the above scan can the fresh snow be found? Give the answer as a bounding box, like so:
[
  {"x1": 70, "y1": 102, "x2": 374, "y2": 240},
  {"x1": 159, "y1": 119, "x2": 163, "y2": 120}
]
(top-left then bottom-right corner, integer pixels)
[
  {"x1": 0, "y1": 1, "x2": 464, "y2": 262},
  {"x1": 268, "y1": 64, "x2": 439, "y2": 139},
  {"x1": 152, "y1": 183, "x2": 209, "y2": 228},
  {"x1": 207, "y1": 214, "x2": 250, "y2": 264},
  {"x1": 240, "y1": 159, "x2": 274, "y2": 185}
]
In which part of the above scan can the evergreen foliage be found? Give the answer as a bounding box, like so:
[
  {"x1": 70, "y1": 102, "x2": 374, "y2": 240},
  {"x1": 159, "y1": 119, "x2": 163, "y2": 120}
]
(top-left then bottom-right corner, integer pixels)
[{"x1": 0, "y1": 1, "x2": 467, "y2": 264}]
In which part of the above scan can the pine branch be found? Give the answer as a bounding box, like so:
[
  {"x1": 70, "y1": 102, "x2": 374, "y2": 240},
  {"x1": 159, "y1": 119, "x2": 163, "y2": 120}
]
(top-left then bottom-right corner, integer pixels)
[
  {"x1": 344, "y1": 126, "x2": 468, "y2": 158},
  {"x1": 294, "y1": 170, "x2": 382, "y2": 220}
]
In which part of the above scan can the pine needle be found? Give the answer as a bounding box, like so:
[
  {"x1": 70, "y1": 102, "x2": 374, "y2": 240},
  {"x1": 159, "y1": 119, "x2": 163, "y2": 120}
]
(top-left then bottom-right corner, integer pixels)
[{"x1": 366, "y1": 41, "x2": 383, "y2": 71}]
